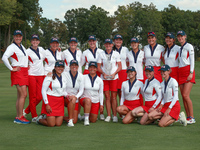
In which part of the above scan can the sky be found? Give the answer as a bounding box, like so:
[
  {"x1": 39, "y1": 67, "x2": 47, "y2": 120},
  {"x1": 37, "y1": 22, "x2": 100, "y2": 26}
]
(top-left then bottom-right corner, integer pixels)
[{"x1": 39, "y1": 0, "x2": 200, "y2": 21}]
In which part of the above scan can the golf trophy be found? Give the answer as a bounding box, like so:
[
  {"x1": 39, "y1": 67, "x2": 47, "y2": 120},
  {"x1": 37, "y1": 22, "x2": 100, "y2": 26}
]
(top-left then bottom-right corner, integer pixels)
[{"x1": 105, "y1": 54, "x2": 112, "y2": 79}]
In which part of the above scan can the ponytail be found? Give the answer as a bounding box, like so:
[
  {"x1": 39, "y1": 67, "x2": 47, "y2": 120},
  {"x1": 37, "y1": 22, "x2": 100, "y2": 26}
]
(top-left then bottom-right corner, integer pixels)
[{"x1": 52, "y1": 69, "x2": 56, "y2": 80}]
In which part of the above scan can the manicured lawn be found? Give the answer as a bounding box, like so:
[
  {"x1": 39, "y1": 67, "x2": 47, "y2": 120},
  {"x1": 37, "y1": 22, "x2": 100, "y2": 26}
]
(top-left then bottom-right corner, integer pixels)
[{"x1": 0, "y1": 62, "x2": 200, "y2": 150}]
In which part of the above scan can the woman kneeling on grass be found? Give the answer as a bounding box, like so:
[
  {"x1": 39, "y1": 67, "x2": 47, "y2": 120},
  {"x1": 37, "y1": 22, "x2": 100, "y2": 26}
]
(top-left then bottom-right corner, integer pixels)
[
  {"x1": 148, "y1": 65, "x2": 187, "y2": 127},
  {"x1": 116, "y1": 66, "x2": 143, "y2": 124},
  {"x1": 37, "y1": 60, "x2": 67, "y2": 127},
  {"x1": 131, "y1": 65, "x2": 162, "y2": 125},
  {"x1": 80, "y1": 61, "x2": 104, "y2": 126}
]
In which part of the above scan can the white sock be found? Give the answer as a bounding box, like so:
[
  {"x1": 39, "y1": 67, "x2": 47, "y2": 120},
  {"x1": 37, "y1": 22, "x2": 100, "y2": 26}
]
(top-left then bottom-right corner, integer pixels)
[{"x1": 84, "y1": 113, "x2": 89, "y2": 120}]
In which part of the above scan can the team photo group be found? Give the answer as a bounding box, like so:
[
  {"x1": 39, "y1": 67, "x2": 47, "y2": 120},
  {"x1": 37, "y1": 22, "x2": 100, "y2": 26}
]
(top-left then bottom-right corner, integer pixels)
[{"x1": 2, "y1": 29, "x2": 196, "y2": 127}]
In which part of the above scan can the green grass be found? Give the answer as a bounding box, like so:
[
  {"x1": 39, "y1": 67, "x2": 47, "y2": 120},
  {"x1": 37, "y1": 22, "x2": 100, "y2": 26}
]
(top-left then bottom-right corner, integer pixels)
[{"x1": 0, "y1": 62, "x2": 200, "y2": 150}]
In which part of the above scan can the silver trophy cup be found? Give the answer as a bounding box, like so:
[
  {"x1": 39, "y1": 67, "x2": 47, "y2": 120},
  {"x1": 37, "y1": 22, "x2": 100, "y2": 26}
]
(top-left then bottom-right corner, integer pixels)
[{"x1": 105, "y1": 54, "x2": 112, "y2": 79}]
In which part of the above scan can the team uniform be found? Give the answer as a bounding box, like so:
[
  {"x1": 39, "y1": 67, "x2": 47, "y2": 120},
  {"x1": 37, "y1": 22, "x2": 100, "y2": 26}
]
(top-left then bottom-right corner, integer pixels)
[
  {"x1": 62, "y1": 71, "x2": 84, "y2": 110},
  {"x1": 62, "y1": 48, "x2": 82, "y2": 73},
  {"x1": 178, "y1": 42, "x2": 195, "y2": 85},
  {"x1": 82, "y1": 48, "x2": 103, "y2": 76},
  {"x1": 80, "y1": 74, "x2": 104, "y2": 115},
  {"x1": 44, "y1": 49, "x2": 62, "y2": 75},
  {"x1": 144, "y1": 44, "x2": 164, "y2": 82},
  {"x1": 142, "y1": 77, "x2": 162, "y2": 113},
  {"x1": 120, "y1": 79, "x2": 143, "y2": 110},
  {"x1": 97, "y1": 50, "x2": 121, "y2": 91},
  {"x1": 24, "y1": 47, "x2": 45, "y2": 118},
  {"x1": 163, "y1": 45, "x2": 180, "y2": 82},
  {"x1": 42, "y1": 75, "x2": 67, "y2": 117},
  {"x1": 127, "y1": 50, "x2": 144, "y2": 82},
  {"x1": 115, "y1": 46, "x2": 129, "y2": 89},
  {"x1": 160, "y1": 77, "x2": 180, "y2": 120},
  {"x1": 2, "y1": 42, "x2": 28, "y2": 86}
]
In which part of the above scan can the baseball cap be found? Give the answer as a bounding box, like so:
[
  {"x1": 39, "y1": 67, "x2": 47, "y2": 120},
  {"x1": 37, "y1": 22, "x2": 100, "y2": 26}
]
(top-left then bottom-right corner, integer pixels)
[
  {"x1": 145, "y1": 65, "x2": 154, "y2": 72},
  {"x1": 70, "y1": 60, "x2": 79, "y2": 66},
  {"x1": 159, "y1": 65, "x2": 170, "y2": 71},
  {"x1": 104, "y1": 38, "x2": 113, "y2": 44},
  {"x1": 55, "y1": 60, "x2": 64, "y2": 67},
  {"x1": 165, "y1": 32, "x2": 175, "y2": 39},
  {"x1": 31, "y1": 34, "x2": 39, "y2": 40},
  {"x1": 88, "y1": 35, "x2": 96, "y2": 41},
  {"x1": 89, "y1": 61, "x2": 97, "y2": 68},
  {"x1": 114, "y1": 34, "x2": 123, "y2": 40},
  {"x1": 50, "y1": 38, "x2": 59, "y2": 43},
  {"x1": 69, "y1": 37, "x2": 78, "y2": 43},
  {"x1": 177, "y1": 30, "x2": 186, "y2": 36},
  {"x1": 131, "y1": 37, "x2": 139, "y2": 43},
  {"x1": 126, "y1": 66, "x2": 136, "y2": 73},
  {"x1": 148, "y1": 32, "x2": 156, "y2": 37},
  {"x1": 14, "y1": 30, "x2": 23, "y2": 36}
]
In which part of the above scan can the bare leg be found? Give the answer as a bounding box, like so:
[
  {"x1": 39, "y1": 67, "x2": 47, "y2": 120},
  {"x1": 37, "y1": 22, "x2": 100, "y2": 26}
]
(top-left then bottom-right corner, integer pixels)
[
  {"x1": 55, "y1": 116, "x2": 63, "y2": 126},
  {"x1": 117, "y1": 105, "x2": 129, "y2": 115},
  {"x1": 122, "y1": 111, "x2": 135, "y2": 124},
  {"x1": 132, "y1": 106, "x2": 145, "y2": 117},
  {"x1": 159, "y1": 115, "x2": 175, "y2": 127},
  {"x1": 111, "y1": 91, "x2": 118, "y2": 116},
  {"x1": 89, "y1": 113, "x2": 98, "y2": 123},
  {"x1": 16, "y1": 85, "x2": 27, "y2": 117},
  {"x1": 104, "y1": 91, "x2": 111, "y2": 117}
]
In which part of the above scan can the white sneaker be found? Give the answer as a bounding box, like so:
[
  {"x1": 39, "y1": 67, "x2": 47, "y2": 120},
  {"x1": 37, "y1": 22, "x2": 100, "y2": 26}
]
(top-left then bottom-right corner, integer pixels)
[
  {"x1": 100, "y1": 114, "x2": 105, "y2": 120},
  {"x1": 179, "y1": 111, "x2": 187, "y2": 126},
  {"x1": 23, "y1": 109, "x2": 27, "y2": 118},
  {"x1": 187, "y1": 117, "x2": 196, "y2": 125},
  {"x1": 121, "y1": 115, "x2": 125, "y2": 119},
  {"x1": 67, "y1": 119, "x2": 74, "y2": 127},
  {"x1": 36, "y1": 115, "x2": 43, "y2": 124},
  {"x1": 32, "y1": 117, "x2": 38, "y2": 123},
  {"x1": 84, "y1": 119, "x2": 90, "y2": 126},
  {"x1": 113, "y1": 116, "x2": 118, "y2": 122},
  {"x1": 104, "y1": 116, "x2": 111, "y2": 122}
]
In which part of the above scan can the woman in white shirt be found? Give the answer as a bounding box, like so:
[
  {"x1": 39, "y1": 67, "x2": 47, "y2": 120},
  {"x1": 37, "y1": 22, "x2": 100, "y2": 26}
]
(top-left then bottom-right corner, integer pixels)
[
  {"x1": 2, "y1": 30, "x2": 30, "y2": 124},
  {"x1": 176, "y1": 30, "x2": 196, "y2": 124},
  {"x1": 37, "y1": 60, "x2": 67, "y2": 127},
  {"x1": 148, "y1": 65, "x2": 187, "y2": 127},
  {"x1": 23, "y1": 34, "x2": 45, "y2": 122},
  {"x1": 117, "y1": 66, "x2": 143, "y2": 124},
  {"x1": 80, "y1": 62, "x2": 104, "y2": 126},
  {"x1": 97, "y1": 39, "x2": 122, "y2": 122},
  {"x1": 63, "y1": 60, "x2": 84, "y2": 127}
]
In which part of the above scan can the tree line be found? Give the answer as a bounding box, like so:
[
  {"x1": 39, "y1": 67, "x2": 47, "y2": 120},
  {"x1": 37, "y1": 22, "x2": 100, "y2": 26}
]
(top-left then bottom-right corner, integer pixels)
[{"x1": 0, "y1": 1, "x2": 200, "y2": 58}]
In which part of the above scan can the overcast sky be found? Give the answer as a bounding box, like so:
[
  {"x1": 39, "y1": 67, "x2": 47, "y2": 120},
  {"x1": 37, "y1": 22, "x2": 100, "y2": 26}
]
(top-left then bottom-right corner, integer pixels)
[{"x1": 39, "y1": 0, "x2": 200, "y2": 21}]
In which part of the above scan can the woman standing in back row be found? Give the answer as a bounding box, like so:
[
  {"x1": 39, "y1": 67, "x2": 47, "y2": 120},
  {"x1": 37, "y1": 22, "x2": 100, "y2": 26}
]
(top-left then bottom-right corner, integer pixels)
[
  {"x1": 2, "y1": 30, "x2": 30, "y2": 124},
  {"x1": 113, "y1": 34, "x2": 129, "y2": 104},
  {"x1": 23, "y1": 34, "x2": 45, "y2": 122},
  {"x1": 144, "y1": 32, "x2": 164, "y2": 83},
  {"x1": 162, "y1": 32, "x2": 179, "y2": 82},
  {"x1": 176, "y1": 30, "x2": 196, "y2": 124}
]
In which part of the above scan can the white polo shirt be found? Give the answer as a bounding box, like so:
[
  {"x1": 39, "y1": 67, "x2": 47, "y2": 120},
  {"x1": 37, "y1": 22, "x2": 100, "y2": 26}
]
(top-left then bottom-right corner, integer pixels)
[
  {"x1": 179, "y1": 42, "x2": 195, "y2": 72},
  {"x1": 62, "y1": 48, "x2": 82, "y2": 73},
  {"x1": 114, "y1": 46, "x2": 129, "y2": 70},
  {"x1": 44, "y1": 49, "x2": 62, "y2": 75},
  {"x1": 160, "y1": 77, "x2": 179, "y2": 109},
  {"x1": 120, "y1": 79, "x2": 143, "y2": 105},
  {"x1": 62, "y1": 71, "x2": 84, "y2": 103},
  {"x1": 42, "y1": 75, "x2": 67, "y2": 104},
  {"x1": 81, "y1": 48, "x2": 103, "y2": 70},
  {"x1": 163, "y1": 44, "x2": 179, "y2": 68},
  {"x1": 97, "y1": 50, "x2": 121, "y2": 80},
  {"x1": 144, "y1": 44, "x2": 164, "y2": 66},
  {"x1": 27, "y1": 47, "x2": 45, "y2": 76},
  {"x1": 127, "y1": 50, "x2": 144, "y2": 80},
  {"x1": 80, "y1": 74, "x2": 104, "y2": 105},
  {"x1": 2, "y1": 42, "x2": 28, "y2": 70},
  {"x1": 143, "y1": 77, "x2": 162, "y2": 108}
]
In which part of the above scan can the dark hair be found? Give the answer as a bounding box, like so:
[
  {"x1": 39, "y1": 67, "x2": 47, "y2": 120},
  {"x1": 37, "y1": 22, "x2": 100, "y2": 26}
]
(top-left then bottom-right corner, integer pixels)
[
  {"x1": 164, "y1": 38, "x2": 176, "y2": 55},
  {"x1": 52, "y1": 69, "x2": 56, "y2": 80}
]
